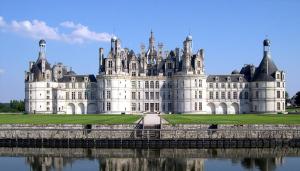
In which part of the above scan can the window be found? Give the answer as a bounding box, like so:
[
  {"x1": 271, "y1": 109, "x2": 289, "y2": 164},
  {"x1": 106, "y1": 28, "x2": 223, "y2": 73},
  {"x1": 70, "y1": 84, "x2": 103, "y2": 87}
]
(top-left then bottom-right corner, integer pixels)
[
  {"x1": 155, "y1": 92, "x2": 159, "y2": 99},
  {"x1": 85, "y1": 91, "x2": 88, "y2": 99},
  {"x1": 47, "y1": 83, "x2": 50, "y2": 88},
  {"x1": 195, "y1": 79, "x2": 197, "y2": 87},
  {"x1": 209, "y1": 92, "x2": 213, "y2": 99},
  {"x1": 131, "y1": 81, "x2": 136, "y2": 88},
  {"x1": 145, "y1": 103, "x2": 149, "y2": 111},
  {"x1": 107, "y1": 91, "x2": 111, "y2": 99},
  {"x1": 132, "y1": 92, "x2": 136, "y2": 100},
  {"x1": 108, "y1": 61, "x2": 113, "y2": 68},
  {"x1": 107, "y1": 102, "x2": 111, "y2": 111},
  {"x1": 216, "y1": 92, "x2": 219, "y2": 99},
  {"x1": 199, "y1": 102, "x2": 202, "y2": 111},
  {"x1": 239, "y1": 83, "x2": 243, "y2": 88},
  {"x1": 221, "y1": 92, "x2": 225, "y2": 99},
  {"x1": 228, "y1": 83, "x2": 231, "y2": 88},
  {"x1": 66, "y1": 83, "x2": 69, "y2": 89},
  {"x1": 221, "y1": 83, "x2": 225, "y2": 88},
  {"x1": 199, "y1": 80, "x2": 202, "y2": 87},
  {"x1": 78, "y1": 92, "x2": 82, "y2": 99},
  {"x1": 227, "y1": 92, "x2": 231, "y2": 99},
  {"x1": 277, "y1": 82, "x2": 280, "y2": 88},
  {"x1": 108, "y1": 70, "x2": 112, "y2": 75},
  {"x1": 150, "y1": 92, "x2": 154, "y2": 100},
  {"x1": 283, "y1": 91, "x2": 285, "y2": 98},
  {"x1": 277, "y1": 102, "x2": 280, "y2": 110},
  {"x1": 132, "y1": 103, "x2": 136, "y2": 111},
  {"x1": 72, "y1": 83, "x2": 75, "y2": 89},
  {"x1": 155, "y1": 103, "x2": 159, "y2": 111},
  {"x1": 209, "y1": 83, "x2": 213, "y2": 88},
  {"x1": 233, "y1": 83, "x2": 237, "y2": 88},
  {"x1": 138, "y1": 81, "x2": 141, "y2": 88},
  {"x1": 132, "y1": 72, "x2": 136, "y2": 76},
  {"x1": 256, "y1": 83, "x2": 259, "y2": 88},
  {"x1": 199, "y1": 91, "x2": 202, "y2": 99},
  {"x1": 145, "y1": 81, "x2": 149, "y2": 88},
  {"x1": 145, "y1": 92, "x2": 149, "y2": 100},
  {"x1": 233, "y1": 92, "x2": 237, "y2": 99},
  {"x1": 132, "y1": 63, "x2": 136, "y2": 70},
  {"x1": 277, "y1": 91, "x2": 281, "y2": 98},
  {"x1": 155, "y1": 81, "x2": 159, "y2": 88},
  {"x1": 106, "y1": 80, "x2": 111, "y2": 87},
  {"x1": 197, "y1": 61, "x2": 201, "y2": 67},
  {"x1": 195, "y1": 91, "x2": 197, "y2": 98},
  {"x1": 72, "y1": 92, "x2": 75, "y2": 99},
  {"x1": 138, "y1": 92, "x2": 140, "y2": 99},
  {"x1": 255, "y1": 91, "x2": 259, "y2": 98},
  {"x1": 167, "y1": 63, "x2": 172, "y2": 69},
  {"x1": 168, "y1": 103, "x2": 172, "y2": 111},
  {"x1": 276, "y1": 74, "x2": 280, "y2": 79},
  {"x1": 239, "y1": 92, "x2": 243, "y2": 99},
  {"x1": 150, "y1": 81, "x2": 154, "y2": 88},
  {"x1": 195, "y1": 102, "x2": 197, "y2": 111},
  {"x1": 216, "y1": 83, "x2": 219, "y2": 88}
]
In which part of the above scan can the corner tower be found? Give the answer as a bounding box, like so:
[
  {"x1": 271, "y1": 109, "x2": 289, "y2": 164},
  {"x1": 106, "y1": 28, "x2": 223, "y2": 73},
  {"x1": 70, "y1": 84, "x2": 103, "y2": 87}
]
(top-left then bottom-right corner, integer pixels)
[{"x1": 251, "y1": 39, "x2": 286, "y2": 113}]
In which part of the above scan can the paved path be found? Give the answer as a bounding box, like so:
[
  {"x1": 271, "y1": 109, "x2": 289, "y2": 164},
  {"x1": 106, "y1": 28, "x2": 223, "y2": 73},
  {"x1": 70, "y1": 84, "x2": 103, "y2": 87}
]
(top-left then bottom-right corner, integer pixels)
[{"x1": 143, "y1": 114, "x2": 161, "y2": 125}]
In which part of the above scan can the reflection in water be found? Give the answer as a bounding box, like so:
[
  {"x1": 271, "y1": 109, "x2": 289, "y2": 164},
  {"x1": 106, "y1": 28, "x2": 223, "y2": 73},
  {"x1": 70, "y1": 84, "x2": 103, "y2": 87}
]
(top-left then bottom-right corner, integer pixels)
[{"x1": 0, "y1": 148, "x2": 298, "y2": 171}]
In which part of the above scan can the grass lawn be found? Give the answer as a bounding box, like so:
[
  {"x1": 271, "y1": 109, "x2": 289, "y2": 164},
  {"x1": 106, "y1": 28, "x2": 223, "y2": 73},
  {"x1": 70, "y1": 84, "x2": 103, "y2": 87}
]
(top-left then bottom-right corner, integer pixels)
[
  {"x1": 287, "y1": 107, "x2": 300, "y2": 113},
  {"x1": 161, "y1": 114, "x2": 300, "y2": 125},
  {"x1": 0, "y1": 114, "x2": 141, "y2": 125}
]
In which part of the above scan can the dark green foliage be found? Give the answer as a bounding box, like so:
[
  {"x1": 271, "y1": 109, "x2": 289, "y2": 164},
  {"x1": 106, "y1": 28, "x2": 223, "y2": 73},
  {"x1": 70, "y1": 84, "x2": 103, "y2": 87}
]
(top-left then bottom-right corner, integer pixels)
[{"x1": 0, "y1": 100, "x2": 24, "y2": 113}]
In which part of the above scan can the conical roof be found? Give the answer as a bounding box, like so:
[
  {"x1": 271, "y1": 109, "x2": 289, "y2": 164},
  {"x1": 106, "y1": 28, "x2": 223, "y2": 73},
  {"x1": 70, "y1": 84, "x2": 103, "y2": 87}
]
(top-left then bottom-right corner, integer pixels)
[{"x1": 252, "y1": 52, "x2": 278, "y2": 81}]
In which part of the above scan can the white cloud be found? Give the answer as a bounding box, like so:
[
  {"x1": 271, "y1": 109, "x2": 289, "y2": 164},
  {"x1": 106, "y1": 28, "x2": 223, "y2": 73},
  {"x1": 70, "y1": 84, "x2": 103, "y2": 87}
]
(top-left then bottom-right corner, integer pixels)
[{"x1": 0, "y1": 16, "x2": 112, "y2": 43}]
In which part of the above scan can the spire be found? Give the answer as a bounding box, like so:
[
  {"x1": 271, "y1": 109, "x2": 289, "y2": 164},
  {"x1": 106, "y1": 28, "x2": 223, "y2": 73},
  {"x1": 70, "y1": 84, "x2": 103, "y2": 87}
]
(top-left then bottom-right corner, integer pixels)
[
  {"x1": 38, "y1": 39, "x2": 46, "y2": 59},
  {"x1": 149, "y1": 30, "x2": 155, "y2": 50},
  {"x1": 252, "y1": 39, "x2": 278, "y2": 81}
]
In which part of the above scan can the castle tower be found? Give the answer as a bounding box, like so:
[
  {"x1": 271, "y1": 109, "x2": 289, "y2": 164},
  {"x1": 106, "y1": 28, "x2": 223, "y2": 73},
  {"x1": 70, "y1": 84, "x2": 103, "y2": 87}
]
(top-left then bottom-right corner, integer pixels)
[
  {"x1": 182, "y1": 35, "x2": 192, "y2": 71},
  {"x1": 99, "y1": 48, "x2": 104, "y2": 74},
  {"x1": 251, "y1": 39, "x2": 285, "y2": 113}
]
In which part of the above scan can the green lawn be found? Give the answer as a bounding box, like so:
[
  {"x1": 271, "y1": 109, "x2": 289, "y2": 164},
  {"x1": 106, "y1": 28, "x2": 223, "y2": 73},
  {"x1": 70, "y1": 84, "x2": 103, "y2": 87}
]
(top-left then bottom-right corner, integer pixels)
[
  {"x1": 0, "y1": 114, "x2": 141, "y2": 125},
  {"x1": 161, "y1": 114, "x2": 300, "y2": 125},
  {"x1": 287, "y1": 107, "x2": 300, "y2": 113}
]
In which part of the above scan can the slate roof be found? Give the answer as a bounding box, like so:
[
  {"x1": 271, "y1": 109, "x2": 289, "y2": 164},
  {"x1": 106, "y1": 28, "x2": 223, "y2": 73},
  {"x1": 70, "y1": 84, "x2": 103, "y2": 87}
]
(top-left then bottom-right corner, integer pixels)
[
  {"x1": 58, "y1": 75, "x2": 97, "y2": 82},
  {"x1": 207, "y1": 74, "x2": 247, "y2": 82},
  {"x1": 252, "y1": 52, "x2": 278, "y2": 81}
]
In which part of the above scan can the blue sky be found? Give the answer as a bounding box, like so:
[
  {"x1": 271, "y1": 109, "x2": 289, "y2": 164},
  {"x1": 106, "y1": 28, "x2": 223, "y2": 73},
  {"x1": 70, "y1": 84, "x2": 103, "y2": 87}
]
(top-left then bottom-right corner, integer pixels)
[{"x1": 0, "y1": 0, "x2": 299, "y2": 102}]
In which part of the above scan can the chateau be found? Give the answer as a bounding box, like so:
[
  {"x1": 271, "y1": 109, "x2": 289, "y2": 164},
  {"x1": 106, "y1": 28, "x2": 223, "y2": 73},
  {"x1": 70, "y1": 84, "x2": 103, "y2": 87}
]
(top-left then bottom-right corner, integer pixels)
[{"x1": 25, "y1": 32, "x2": 286, "y2": 114}]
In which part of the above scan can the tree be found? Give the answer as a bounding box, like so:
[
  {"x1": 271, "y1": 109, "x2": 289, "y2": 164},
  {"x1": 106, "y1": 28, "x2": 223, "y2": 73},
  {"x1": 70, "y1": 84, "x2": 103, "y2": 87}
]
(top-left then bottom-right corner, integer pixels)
[{"x1": 295, "y1": 92, "x2": 300, "y2": 107}]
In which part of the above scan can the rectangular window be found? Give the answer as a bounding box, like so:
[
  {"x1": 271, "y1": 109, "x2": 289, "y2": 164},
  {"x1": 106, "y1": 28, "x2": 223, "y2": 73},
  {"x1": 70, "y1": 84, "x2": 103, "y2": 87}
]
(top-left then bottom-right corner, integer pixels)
[
  {"x1": 132, "y1": 63, "x2": 136, "y2": 70},
  {"x1": 228, "y1": 83, "x2": 231, "y2": 88},
  {"x1": 199, "y1": 102, "x2": 202, "y2": 111},
  {"x1": 245, "y1": 92, "x2": 249, "y2": 99},
  {"x1": 209, "y1": 83, "x2": 213, "y2": 88},
  {"x1": 216, "y1": 92, "x2": 219, "y2": 99},
  {"x1": 221, "y1": 92, "x2": 225, "y2": 99},
  {"x1": 277, "y1": 91, "x2": 281, "y2": 98},
  {"x1": 233, "y1": 83, "x2": 237, "y2": 88},
  {"x1": 138, "y1": 81, "x2": 141, "y2": 88},
  {"x1": 227, "y1": 92, "x2": 231, "y2": 99},
  {"x1": 155, "y1": 92, "x2": 159, "y2": 100},
  {"x1": 72, "y1": 83, "x2": 75, "y2": 89},
  {"x1": 150, "y1": 81, "x2": 154, "y2": 88},
  {"x1": 199, "y1": 91, "x2": 202, "y2": 99},
  {"x1": 199, "y1": 80, "x2": 202, "y2": 87},
  {"x1": 85, "y1": 91, "x2": 88, "y2": 99},
  {"x1": 277, "y1": 102, "x2": 280, "y2": 110},
  {"x1": 132, "y1": 72, "x2": 136, "y2": 76},
  {"x1": 150, "y1": 92, "x2": 154, "y2": 100},
  {"x1": 145, "y1": 92, "x2": 149, "y2": 100},
  {"x1": 132, "y1": 103, "x2": 136, "y2": 111},
  {"x1": 221, "y1": 83, "x2": 225, "y2": 88},
  {"x1": 195, "y1": 102, "x2": 197, "y2": 111},
  {"x1": 256, "y1": 91, "x2": 259, "y2": 98},
  {"x1": 72, "y1": 92, "x2": 75, "y2": 99},
  {"x1": 239, "y1": 83, "x2": 243, "y2": 88},
  {"x1": 168, "y1": 103, "x2": 172, "y2": 111},
  {"x1": 155, "y1": 103, "x2": 159, "y2": 111},
  {"x1": 233, "y1": 92, "x2": 237, "y2": 99},
  {"x1": 78, "y1": 92, "x2": 82, "y2": 99},
  {"x1": 155, "y1": 81, "x2": 159, "y2": 88},
  {"x1": 195, "y1": 79, "x2": 197, "y2": 87},
  {"x1": 132, "y1": 92, "x2": 136, "y2": 100},
  {"x1": 145, "y1": 81, "x2": 149, "y2": 88},
  {"x1": 209, "y1": 92, "x2": 213, "y2": 99},
  {"x1": 195, "y1": 91, "x2": 197, "y2": 99},
  {"x1": 277, "y1": 82, "x2": 280, "y2": 88},
  {"x1": 107, "y1": 102, "x2": 111, "y2": 111},
  {"x1": 216, "y1": 83, "x2": 219, "y2": 88},
  {"x1": 138, "y1": 92, "x2": 140, "y2": 99},
  {"x1": 145, "y1": 103, "x2": 149, "y2": 111},
  {"x1": 131, "y1": 81, "x2": 136, "y2": 88},
  {"x1": 107, "y1": 91, "x2": 111, "y2": 99}
]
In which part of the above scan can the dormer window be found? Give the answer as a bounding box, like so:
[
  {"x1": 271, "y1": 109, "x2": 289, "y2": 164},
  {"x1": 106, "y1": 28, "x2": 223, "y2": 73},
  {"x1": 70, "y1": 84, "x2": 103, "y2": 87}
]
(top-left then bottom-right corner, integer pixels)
[
  {"x1": 239, "y1": 77, "x2": 243, "y2": 82},
  {"x1": 215, "y1": 77, "x2": 219, "y2": 82},
  {"x1": 71, "y1": 77, "x2": 75, "y2": 82},
  {"x1": 84, "y1": 77, "x2": 88, "y2": 82},
  {"x1": 227, "y1": 77, "x2": 231, "y2": 82}
]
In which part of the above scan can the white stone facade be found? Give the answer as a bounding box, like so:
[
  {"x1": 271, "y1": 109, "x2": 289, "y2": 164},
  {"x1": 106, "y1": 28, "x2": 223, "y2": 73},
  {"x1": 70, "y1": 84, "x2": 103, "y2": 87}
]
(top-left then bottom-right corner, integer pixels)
[{"x1": 25, "y1": 34, "x2": 286, "y2": 114}]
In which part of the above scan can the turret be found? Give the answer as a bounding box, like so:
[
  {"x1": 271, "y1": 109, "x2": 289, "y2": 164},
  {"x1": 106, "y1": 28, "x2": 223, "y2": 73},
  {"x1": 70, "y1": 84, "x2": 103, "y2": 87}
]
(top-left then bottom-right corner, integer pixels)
[{"x1": 99, "y1": 48, "x2": 104, "y2": 73}]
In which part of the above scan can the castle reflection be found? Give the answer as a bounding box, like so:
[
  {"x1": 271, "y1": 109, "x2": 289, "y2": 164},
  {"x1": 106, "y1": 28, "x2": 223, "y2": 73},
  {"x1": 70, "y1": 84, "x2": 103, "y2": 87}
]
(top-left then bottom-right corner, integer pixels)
[{"x1": 1, "y1": 148, "x2": 293, "y2": 171}]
